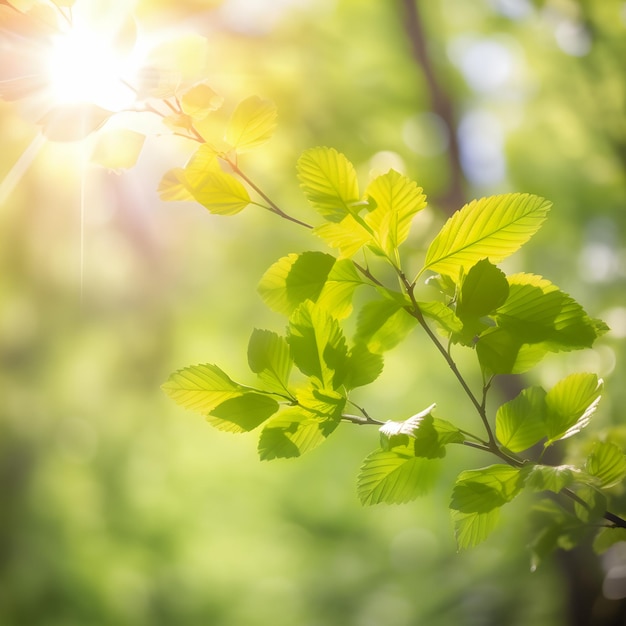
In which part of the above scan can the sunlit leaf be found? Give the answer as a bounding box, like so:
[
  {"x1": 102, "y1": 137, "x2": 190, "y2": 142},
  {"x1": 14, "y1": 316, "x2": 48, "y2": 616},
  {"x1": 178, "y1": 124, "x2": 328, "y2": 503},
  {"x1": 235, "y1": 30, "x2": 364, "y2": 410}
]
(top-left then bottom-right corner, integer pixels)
[
  {"x1": 355, "y1": 298, "x2": 418, "y2": 353},
  {"x1": 364, "y1": 169, "x2": 427, "y2": 256},
  {"x1": 288, "y1": 301, "x2": 348, "y2": 390},
  {"x1": 585, "y1": 441, "x2": 626, "y2": 489},
  {"x1": 181, "y1": 82, "x2": 223, "y2": 120},
  {"x1": 297, "y1": 147, "x2": 360, "y2": 222},
  {"x1": 207, "y1": 393, "x2": 279, "y2": 432},
  {"x1": 162, "y1": 364, "x2": 245, "y2": 414},
  {"x1": 314, "y1": 215, "x2": 373, "y2": 258},
  {"x1": 450, "y1": 465, "x2": 523, "y2": 514},
  {"x1": 495, "y1": 273, "x2": 604, "y2": 350},
  {"x1": 357, "y1": 445, "x2": 439, "y2": 505},
  {"x1": 158, "y1": 168, "x2": 194, "y2": 202},
  {"x1": 225, "y1": 95, "x2": 277, "y2": 152},
  {"x1": 316, "y1": 258, "x2": 366, "y2": 319},
  {"x1": 247, "y1": 329, "x2": 292, "y2": 395},
  {"x1": 258, "y1": 252, "x2": 336, "y2": 316},
  {"x1": 422, "y1": 194, "x2": 551, "y2": 279},
  {"x1": 544, "y1": 373, "x2": 603, "y2": 445},
  {"x1": 523, "y1": 464, "x2": 576, "y2": 493},
  {"x1": 452, "y1": 509, "x2": 500, "y2": 551},
  {"x1": 418, "y1": 301, "x2": 463, "y2": 335},
  {"x1": 476, "y1": 327, "x2": 549, "y2": 375},
  {"x1": 495, "y1": 386, "x2": 548, "y2": 453},
  {"x1": 90, "y1": 129, "x2": 145, "y2": 171},
  {"x1": 39, "y1": 104, "x2": 112, "y2": 141}
]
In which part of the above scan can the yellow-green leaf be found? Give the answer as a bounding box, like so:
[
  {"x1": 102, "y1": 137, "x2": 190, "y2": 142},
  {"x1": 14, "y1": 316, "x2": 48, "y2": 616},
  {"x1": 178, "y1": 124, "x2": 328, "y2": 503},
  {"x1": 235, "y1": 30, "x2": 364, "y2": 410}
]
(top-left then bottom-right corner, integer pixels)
[
  {"x1": 225, "y1": 95, "x2": 277, "y2": 152},
  {"x1": 181, "y1": 82, "x2": 223, "y2": 120}
]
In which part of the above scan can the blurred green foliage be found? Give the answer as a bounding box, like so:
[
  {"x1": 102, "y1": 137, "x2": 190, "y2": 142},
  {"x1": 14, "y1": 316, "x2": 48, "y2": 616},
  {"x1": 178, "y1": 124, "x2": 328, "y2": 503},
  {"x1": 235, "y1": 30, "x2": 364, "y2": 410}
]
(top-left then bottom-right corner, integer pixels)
[{"x1": 1, "y1": 0, "x2": 626, "y2": 624}]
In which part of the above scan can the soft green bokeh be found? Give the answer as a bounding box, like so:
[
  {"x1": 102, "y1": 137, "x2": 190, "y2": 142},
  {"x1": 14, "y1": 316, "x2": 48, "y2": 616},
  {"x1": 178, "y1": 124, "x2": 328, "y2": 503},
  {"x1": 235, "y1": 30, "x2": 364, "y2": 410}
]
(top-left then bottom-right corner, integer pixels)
[{"x1": 1, "y1": 0, "x2": 625, "y2": 624}]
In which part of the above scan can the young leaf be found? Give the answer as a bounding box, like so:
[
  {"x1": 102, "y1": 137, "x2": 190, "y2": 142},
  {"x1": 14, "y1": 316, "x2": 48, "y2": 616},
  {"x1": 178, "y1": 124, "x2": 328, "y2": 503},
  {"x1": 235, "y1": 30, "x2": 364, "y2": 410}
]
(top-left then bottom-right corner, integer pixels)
[
  {"x1": 258, "y1": 388, "x2": 344, "y2": 460},
  {"x1": 476, "y1": 327, "x2": 549, "y2": 375},
  {"x1": 158, "y1": 168, "x2": 195, "y2": 202},
  {"x1": 495, "y1": 386, "x2": 548, "y2": 453},
  {"x1": 247, "y1": 329, "x2": 292, "y2": 395},
  {"x1": 364, "y1": 169, "x2": 427, "y2": 257},
  {"x1": 452, "y1": 509, "x2": 500, "y2": 551},
  {"x1": 523, "y1": 464, "x2": 576, "y2": 493},
  {"x1": 181, "y1": 82, "x2": 223, "y2": 120},
  {"x1": 456, "y1": 259, "x2": 509, "y2": 319},
  {"x1": 495, "y1": 273, "x2": 605, "y2": 350},
  {"x1": 355, "y1": 298, "x2": 418, "y2": 353},
  {"x1": 585, "y1": 441, "x2": 626, "y2": 489},
  {"x1": 225, "y1": 95, "x2": 277, "y2": 152},
  {"x1": 422, "y1": 194, "x2": 551, "y2": 279},
  {"x1": 258, "y1": 252, "x2": 336, "y2": 316},
  {"x1": 207, "y1": 393, "x2": 280, "y2": 432},
  {"x1": 297, "y1": 147, "x2": 360, "y2": 222},
  {"x1": 316, "y1": 258, "x2": 367, "y2": 319},
  {"x1": 544, "y1": 373, "x2": 603, "y2": 445},
  {"x1": 343, "y1": 343, "x2": 384, "y2": 389},
  {"x1": 357, "y1": 445, "x2": 440, "y2": 505},
  {"x1": 185, "y1": 167, "x2": 251, "y2": 215},
  {"x1": 314, "y1": 215, "x2": 373, "y2": 258},
  {"x1": 418, "y1": 301, "x2": 463, "y2": 335},
  {"x1": 288, "y1": 301, "x2": 348, "y2": 390},
  {"x1": 450, "y1": 465, "x2": 523, "y2": 514},
  {"x1": 162, "y1": 364, "x2": 245, "y2": 414}
]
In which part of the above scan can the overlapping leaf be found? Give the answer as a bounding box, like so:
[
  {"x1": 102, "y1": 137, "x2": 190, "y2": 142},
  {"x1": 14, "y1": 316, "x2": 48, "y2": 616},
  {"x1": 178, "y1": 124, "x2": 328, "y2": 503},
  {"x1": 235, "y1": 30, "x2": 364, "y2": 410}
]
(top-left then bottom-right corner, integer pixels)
[
  {"x1": 422, "y1": 194, "x2": 551, "y2": 279},
  {"x1": 355, "y1": 298, "x2": 418, "y2": 353},
  {"x1": 247, "y1": 329, "x2": 292, "y2": 395},
  {"x1": 585, "y1": 441, "x2": 626, "y2": 489},
  {"x1": 225, "y1": 95, "x2": 277, "y2": 152},
  {"x1": 206, "y1": 393, "x2": 279, "y2": 432},
  {"x1": 495, "y1": 386, "x2": 547, "y2": 453}
]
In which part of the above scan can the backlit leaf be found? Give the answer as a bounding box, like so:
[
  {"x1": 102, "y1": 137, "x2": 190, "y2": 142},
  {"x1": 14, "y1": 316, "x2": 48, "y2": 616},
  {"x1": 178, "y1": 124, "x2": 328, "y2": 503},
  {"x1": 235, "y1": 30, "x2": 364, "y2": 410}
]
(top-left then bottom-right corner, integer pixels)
[
  {"x1": 456, "y1": 259, "x2": 509, "y2": 319},
  {"x1": 357, "y1": 445, "x2": 439, "y2": 505},
  {"x1": 207, "y1": 393, "x2": 279, "y2": 432},
  {"x1": 158, "y1": 168, "x2": 194, "y2": 202},
  {"x1": 585, "y1": 441, "x2": 626, "y2": 489},
  {"x1": 544, "y1": 373, "x2": 603, "y2": 445},
  {"x1": 297, "y1": 147, "x2": 360, "y2": 222},
  {"x1": 496, "y1": 386, "x2": 548, "y2": 453},
  {"x1": 317, "y1": 258, "x2": 366, "y2": 319},
  {"x1": 314, "y1": 215, "x2": 373, "y2": 258},
  {"x1": 422, "y1": 194, "x2": 551, "y2": 279},
  {"x1": 355, "y1": 298, "x2": 418, "y2": 353},
  {"x1": 450, "y1": 465, "x2": 523, "y2": 514},
  {"x1": 258, "y1": 252, "x2": 336, "y2": 316},
  {"x1": 476, "y1": 327, "x2": 549, "y2": 375},
  {"x1": 523, "y1": 464, "x2": 576, "y2": 493},
  {"x1": 364, "y1": 169, "x2": 427, "y2": 256},
  {"x1": 452, "y1": 509, "x2": 500, "y2": 551},
  {"x1": 225, "y1": 95, "x2": 277, "y2": 152},
  {"x1": 247, "y1": 329, "x2": 292, "y2": 395},
  {"x1": 418, "y1": 301, "x2": 463, "y2": 335},
  {"x1": 181, "y1": 82, "x2": 224, "y2": 120},
  {"x1": 288, "y1": 301, "x2": 348, "y2": 389},
  {"x1": 343, "y1": 343, "x2": 384, "y2": 389},
  {"x1": 162, "y1": 364, "x2": 245, "y2": 414}
]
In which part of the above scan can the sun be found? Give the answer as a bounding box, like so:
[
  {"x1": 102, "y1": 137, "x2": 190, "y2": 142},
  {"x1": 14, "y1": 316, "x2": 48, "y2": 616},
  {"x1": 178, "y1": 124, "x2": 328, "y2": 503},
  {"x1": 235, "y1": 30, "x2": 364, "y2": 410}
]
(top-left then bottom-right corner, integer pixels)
[{"x1": 45, "y1": 13, "x2": 138, "y2": 111}]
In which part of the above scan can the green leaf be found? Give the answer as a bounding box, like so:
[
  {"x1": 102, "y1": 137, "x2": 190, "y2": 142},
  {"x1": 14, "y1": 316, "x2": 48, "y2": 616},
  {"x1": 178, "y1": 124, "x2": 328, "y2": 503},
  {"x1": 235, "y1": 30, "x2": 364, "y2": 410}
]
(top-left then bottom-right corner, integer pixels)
[
  {"x1": 452, "y1": 509, "x2": 500, "y2": 551},
  {"x1": 288, "y1": 301, "x2": 348, "y2": 389},
  {"x1": 544, "y1": 373, "x2": 603, "y2": 445},
  {"x1": 418, "y1": 301, "x2": 463, "y2": 335},
  {"x1": 523, "y1": 464, "x2": 576, "y2": 493},
  {"x1": 258, "y1": 387, "x2": 344, "y2": 460},
  {"x1": 476, "y1": 327, "x2": 549, "y2": 375},
  {"x1": 495, "y1": 386, "x2": 548, "y2": 453},
  {"x1": 355, "y1": 298, "x2": 418, "y2": 353},
  {"x1": 206, "y1": 393, "x2": 279, "y2": 432},
  {"x1": 456, "y1": 259, "x2": 509, "y2": 319},
  {"x1": 247, "y1": 329, "x2": 292, "y2": 395},
  {"x1": 343, "y1": 343, "x2": 384, "y2": 389},
  {"x1": 495, "y1": 273, "x2": 604, "y2": 350},
  {"x1": 258, "y1": 252, "x2": 336, "y2": 316},
  {"x1": 314, "y1": 215, "x2": 373, "y2": 258},
  {"x1": 450, "y1": 465, "x2": 523, "y2": 514},
  {"x1": 162, "y1": 364, "x2": 245, "y2": 413},
  {"x1": 585, "y1": 441, "x2": 626, "y2": 489},
  {"x1": 297, "y1": 147, "x2": 360, "y2": 222},
  {"x1": 593, "y1": 527, "x2": 626, "y2": 555},
  {"x1": 573, "y1": 485, "x2": 607, "y2": 524},
  {"x1": 357, "y1": 445, "x2": 439, "y2": 505},
  {"x1": 316, "y1": 258, "x2": 367, "y2": 319},
  {"x1": 225, "y1": 95, "x2": 277, "y2": 152},
  {"x1": 364, "y1": 169, "x2": 427, "y2": 257},
  {"x1": 422, "y1": 194, "x2": 551, "y2": 279}
]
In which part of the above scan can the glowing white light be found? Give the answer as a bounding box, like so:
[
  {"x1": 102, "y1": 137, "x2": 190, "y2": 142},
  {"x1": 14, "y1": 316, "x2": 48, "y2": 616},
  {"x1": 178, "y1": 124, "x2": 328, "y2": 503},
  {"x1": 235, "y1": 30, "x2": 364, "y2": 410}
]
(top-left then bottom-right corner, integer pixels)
[{"x1": 47, "y1": 26, "x2": 134, "y2": 110}]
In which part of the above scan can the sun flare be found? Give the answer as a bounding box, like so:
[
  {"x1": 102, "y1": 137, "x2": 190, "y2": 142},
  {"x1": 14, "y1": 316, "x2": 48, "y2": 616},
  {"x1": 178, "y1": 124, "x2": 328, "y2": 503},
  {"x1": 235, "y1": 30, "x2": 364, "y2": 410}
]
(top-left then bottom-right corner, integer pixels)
[{"x1": 46, "y1": 22, "x2": 136, "y2": 111}]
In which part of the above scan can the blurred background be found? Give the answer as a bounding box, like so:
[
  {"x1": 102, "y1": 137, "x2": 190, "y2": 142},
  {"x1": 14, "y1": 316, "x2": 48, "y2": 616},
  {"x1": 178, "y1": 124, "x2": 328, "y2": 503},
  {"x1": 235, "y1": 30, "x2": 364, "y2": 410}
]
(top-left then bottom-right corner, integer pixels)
[{"x1": 1, "y1": 0, "x2": 626, "y2": 624}]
